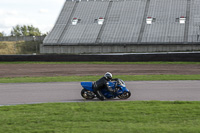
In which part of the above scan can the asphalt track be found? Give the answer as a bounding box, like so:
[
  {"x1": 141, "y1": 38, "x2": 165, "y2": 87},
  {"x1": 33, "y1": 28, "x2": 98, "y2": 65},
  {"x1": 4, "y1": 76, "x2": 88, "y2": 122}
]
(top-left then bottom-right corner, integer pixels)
[{"x1": 0, "y1": 80, "x2": 200, "y2": 105}]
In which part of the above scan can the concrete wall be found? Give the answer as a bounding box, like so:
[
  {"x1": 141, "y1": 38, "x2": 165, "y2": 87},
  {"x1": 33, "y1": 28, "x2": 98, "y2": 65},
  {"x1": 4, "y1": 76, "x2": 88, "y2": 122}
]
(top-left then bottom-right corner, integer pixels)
[
  {"x1": 0, "y1": 36, "x2": 45, "y2": 42},
  {"x1": 40, "y1": 44, "x2": 200, "y2": 54}
]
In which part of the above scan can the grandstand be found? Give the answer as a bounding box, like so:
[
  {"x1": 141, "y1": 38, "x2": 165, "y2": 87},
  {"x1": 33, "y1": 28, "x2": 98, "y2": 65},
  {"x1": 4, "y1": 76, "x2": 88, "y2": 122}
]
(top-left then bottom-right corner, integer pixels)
[{"x1": 41, "y1": 0, "x2": 200, "y2": 54}]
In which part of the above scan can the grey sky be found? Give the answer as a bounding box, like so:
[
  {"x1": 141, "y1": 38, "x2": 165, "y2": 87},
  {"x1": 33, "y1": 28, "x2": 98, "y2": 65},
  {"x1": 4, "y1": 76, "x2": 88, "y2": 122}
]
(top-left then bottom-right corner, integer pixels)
[{"x1": 0, "y1": 0, "x2": 65, "y2": 35}]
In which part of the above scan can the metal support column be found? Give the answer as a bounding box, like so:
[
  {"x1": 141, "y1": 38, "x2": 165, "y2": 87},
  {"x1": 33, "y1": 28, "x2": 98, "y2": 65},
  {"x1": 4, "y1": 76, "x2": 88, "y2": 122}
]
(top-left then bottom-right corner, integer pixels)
[
  {"x1": 137, "y1": 0, "x2": 150, "y2": 43},
  {"x1": 95, "y1": 1, "x2": 113, "y2": 44},
  {"x1": 57, "y1": 1, "x2": 79, "y2": 44},
  {"x1": 184, "y1": 0, "x2": 191, "y2": 43}
]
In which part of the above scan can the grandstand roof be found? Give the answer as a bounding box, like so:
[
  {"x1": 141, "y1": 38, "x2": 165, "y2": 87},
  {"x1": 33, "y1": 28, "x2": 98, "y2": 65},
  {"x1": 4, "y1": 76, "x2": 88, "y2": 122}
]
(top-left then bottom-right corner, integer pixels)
[{"x1": 43, "y1": 0, "x2": 200, "y2": 45}]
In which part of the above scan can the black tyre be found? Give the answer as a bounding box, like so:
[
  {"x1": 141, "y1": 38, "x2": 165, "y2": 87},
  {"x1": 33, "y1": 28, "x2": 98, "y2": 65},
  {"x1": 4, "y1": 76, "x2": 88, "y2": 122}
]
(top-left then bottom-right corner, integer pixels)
[
  {"x1": 81, "y1": 89, "x2": 95, "y2": 99},
  {"x1": 117, "y1": 91, "x2": 131, "y2": 99}
]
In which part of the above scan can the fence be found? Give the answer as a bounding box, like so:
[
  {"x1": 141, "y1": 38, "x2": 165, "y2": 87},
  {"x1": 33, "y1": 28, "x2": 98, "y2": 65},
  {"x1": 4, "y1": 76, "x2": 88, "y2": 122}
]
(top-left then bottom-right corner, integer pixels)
[{"x1": 0, "y1": 36, "x2": 45, "y2": 42}]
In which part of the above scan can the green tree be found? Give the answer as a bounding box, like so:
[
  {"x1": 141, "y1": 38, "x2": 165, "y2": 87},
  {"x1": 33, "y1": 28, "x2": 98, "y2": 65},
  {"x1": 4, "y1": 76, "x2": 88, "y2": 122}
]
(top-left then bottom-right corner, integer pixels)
[
  {"x1": 42, "y1": 32, "x2": 49, "y2": 36},
  {"x1": 11, "y1": 25, "x2": 22, "y2": 36},
  {"x1": 0, "y1": 32, "x2": 3, "y2": 37},
  {"x1": 21, "y1": 25, "x2": 29, "y2": 36},
  {"x1": 0, "y1": 31, "x2": 5, "y2": 37},
  {"x1": 27, "y1": 25, "x2": 41, "y2": 36},
  {"x1": 11, "y1": 25, "x2": 41, "y2": 36}
]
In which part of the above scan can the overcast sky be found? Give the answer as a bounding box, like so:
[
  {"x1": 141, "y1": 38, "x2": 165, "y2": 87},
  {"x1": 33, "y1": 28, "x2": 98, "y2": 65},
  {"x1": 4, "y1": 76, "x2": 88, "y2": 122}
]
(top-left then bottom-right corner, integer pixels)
[{"x1": 0, "y1": 0, "x2": 65, "y2": 35}]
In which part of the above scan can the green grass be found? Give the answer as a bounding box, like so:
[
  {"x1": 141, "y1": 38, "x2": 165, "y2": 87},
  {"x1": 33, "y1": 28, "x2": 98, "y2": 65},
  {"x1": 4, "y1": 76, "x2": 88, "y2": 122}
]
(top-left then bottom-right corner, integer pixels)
[
  {"x1": 1, "y1": 61, "x2": 200, "y2": 64},
  {"x1": 1, "y1": 62, "x2": 200, "y2": 132},
  {"x1": 0, "y1": 101, "x2": 200, "y2": 133},
  {"x1": 0, "y1": 74, "x2": 200, "y2": 83}
]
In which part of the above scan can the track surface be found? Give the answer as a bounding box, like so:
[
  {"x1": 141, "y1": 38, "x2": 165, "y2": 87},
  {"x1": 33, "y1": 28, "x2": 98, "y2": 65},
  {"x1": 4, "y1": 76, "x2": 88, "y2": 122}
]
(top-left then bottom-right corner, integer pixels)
[
  {"x1": 1, "y1": 64, "x2": 200, "y2": 77},
  {"x1": 1, "y1": 80, "x2": 200, "y2": 105}
]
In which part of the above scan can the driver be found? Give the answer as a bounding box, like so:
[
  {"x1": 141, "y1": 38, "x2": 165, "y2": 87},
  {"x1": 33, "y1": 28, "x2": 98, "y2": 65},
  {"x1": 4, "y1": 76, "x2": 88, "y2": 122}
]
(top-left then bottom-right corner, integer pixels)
[{"x1": 92, "y1": 72, "x2": 117, "y2": 101}]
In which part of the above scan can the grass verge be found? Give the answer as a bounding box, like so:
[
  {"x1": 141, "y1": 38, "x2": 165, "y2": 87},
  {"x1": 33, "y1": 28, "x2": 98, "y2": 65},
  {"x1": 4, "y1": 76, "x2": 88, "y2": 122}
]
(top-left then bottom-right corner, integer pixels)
[
  {"x1": 0, "y1": 101, "x2": 200, "y2": 133},
  {"x1": 0, "y1": 41, "x2": 40, "y2": 55},
  {"x1": 0, "y1": 75, "x2": 200, "y2": 83}
]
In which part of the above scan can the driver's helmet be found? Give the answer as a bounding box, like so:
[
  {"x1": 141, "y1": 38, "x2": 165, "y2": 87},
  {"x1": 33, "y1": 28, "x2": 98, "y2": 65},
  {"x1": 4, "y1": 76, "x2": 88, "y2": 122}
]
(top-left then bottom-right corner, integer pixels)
[{"x1": 104, "y1": 72, "x2": 112, "y2": 80}]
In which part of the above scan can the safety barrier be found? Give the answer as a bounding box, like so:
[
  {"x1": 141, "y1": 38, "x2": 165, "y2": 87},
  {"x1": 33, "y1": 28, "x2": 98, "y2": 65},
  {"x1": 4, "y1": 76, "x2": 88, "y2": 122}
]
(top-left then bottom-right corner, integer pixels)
[{"x1": 0, "y1": 52, "x2": 200, "y2": 62}]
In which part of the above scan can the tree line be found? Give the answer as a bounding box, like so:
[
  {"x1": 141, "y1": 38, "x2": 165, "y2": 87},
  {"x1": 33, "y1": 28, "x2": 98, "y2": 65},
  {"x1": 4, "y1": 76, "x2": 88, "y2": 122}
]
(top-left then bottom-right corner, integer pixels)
[{"x1": 0, "y1": 25, "x2": 47, "y2": 37}]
